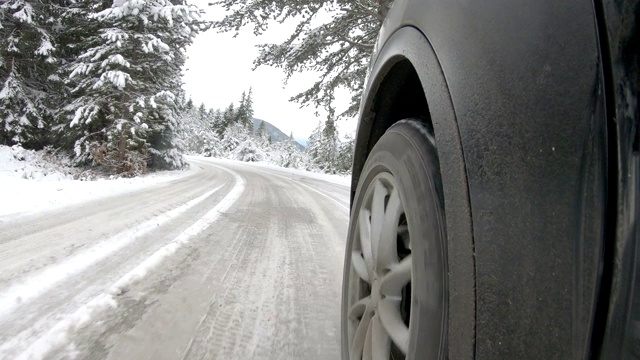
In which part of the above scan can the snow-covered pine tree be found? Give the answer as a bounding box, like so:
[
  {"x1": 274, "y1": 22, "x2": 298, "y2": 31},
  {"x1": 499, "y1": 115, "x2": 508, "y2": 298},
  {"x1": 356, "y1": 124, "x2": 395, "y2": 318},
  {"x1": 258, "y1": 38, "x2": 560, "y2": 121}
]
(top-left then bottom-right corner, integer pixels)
[
  {"x1": 211, "y1": 108, "x2": 223, "y2": 135},
  {"x1": 211, "y1": 0, "x2": 392, "y2": 117},
  {"x1": 274, "y1": 135, "x2": 306, "y2": 169},
  {"x1": 243, "y1": 87, "x2": 254, "y2": 132},
  {"x1": 234, "y1": 91, "x2": 246, "y2": 125},
  {"x1": 197, "y1": 103, "x2": 207, "y2": 121},
  {"x1": 175, "y1": 101, "x2": 220, "y2": 156},
  {"x1": 337, "y1": 132, "x2": 354, "y2": 172},
  {"x1": 306, "y1": 117, "x2": 341, "y2": 173},
  {"x1": 62, "y1": 0, "x2": 208, "y2": 174},
  {"x1": 0, "y1": 0, "x2": 59, "y2": 147},
  {"x1": 185, "y1": 97, "x2": 194, "y2": 110},
  {"x1": 256, "y1": 119, "x2": 266, "y2": 137},
  {"x1": 306, "y1": 120, "x2": 322, "y2": 166},
  {"x1": 234, "y1": 88, "x2": 254, "y2": 130},
  {"x1": 219, "y1": 102, "x2": 235, "y2": 135},
  {"x1": 206, "y1": 108, "x2": 216, "y2": 131},
  {"x1": 221, "y1": 121, "x2": 263, "y2": 162},
  {"x1": 320, "y1": 117, "x2": 339, "y2": 172}
]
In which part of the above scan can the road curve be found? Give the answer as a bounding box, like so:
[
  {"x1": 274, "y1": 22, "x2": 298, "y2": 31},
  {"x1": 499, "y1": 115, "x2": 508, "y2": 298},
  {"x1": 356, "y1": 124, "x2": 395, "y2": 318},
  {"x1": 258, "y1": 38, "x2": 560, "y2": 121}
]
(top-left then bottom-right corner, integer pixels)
[{"x1": 0, "y1": 158, "x2": 349, "y2": 360}]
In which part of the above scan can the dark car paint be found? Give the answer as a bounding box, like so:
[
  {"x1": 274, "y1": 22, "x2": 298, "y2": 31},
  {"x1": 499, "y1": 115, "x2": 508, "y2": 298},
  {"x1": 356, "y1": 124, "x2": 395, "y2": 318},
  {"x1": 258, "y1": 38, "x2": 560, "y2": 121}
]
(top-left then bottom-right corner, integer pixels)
[
  {"x1": 352, "y1": 27, "x2": 476, "y2": 359},
  {"x1": 350, "y1": 0, "x2": 638, "y2": 358},
  {"x1": 594, "y1": 0, "x2": 640, "y2": 358}
]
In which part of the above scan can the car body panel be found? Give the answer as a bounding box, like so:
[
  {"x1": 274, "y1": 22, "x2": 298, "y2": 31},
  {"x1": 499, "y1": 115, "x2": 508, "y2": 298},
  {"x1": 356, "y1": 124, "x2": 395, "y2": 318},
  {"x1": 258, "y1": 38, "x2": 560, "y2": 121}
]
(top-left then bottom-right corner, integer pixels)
[
  {"x1": 353, "y1": 27, "x2": 476, "y2": 359},
  {"x1": 596, "y1": 0, "x2": 640, "y2": 357},
  {"x1": 353, "y1": 0, "x2": 614, "y2": 358}
]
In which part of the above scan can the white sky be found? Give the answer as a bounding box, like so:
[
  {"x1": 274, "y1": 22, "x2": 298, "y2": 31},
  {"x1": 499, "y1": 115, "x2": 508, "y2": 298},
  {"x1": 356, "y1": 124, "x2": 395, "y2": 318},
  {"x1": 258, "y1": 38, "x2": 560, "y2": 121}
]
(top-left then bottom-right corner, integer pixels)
[{"x1": 182, "y1": 2, "x2": 358, "y2": 144}]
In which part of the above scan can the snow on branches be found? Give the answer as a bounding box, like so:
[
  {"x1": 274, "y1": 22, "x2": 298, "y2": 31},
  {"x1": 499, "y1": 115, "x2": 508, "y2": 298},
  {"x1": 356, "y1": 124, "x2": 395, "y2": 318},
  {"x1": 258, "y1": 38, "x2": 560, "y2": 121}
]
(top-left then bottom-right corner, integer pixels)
[
  {"x1": 175, "y1": 91, "x2": 353, "y2": 174},
  {"x1": 61, "y1": 0, "x2": 210, "y2": 174},
  {"x1": 0, "y1": 0, "x2": 58, "y2": 147},
  {"x1": 211, "y1": 0, "x2": 392, "y2": 117}
]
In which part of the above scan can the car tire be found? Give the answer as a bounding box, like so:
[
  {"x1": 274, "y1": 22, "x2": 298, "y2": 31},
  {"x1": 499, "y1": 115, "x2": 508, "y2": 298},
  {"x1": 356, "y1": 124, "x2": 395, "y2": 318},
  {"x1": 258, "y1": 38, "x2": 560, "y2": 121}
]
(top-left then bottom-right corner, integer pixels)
[{"x1": 342, "y1": 119, "x2": 448, "y2": 360}]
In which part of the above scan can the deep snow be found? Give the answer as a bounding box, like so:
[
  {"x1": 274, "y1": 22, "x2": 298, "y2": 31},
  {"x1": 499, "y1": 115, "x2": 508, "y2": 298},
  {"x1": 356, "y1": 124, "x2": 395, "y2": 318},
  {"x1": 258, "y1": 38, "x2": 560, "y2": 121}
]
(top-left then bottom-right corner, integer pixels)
[{"x1": 0, "y1": 145, "x2": 196, "y2": 218}]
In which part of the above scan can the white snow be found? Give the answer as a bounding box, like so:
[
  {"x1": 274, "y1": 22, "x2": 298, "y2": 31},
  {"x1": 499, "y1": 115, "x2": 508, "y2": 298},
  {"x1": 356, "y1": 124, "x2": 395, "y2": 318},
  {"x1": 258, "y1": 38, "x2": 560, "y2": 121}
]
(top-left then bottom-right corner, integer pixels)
[
  {"x1": 101, "y1": 54, "x2": 130, "y2": 68},
  {"x1": 0, "y1": 145, "x2": 195, "y2": 219},
  {"x1": 35, "y1": 38, "x2": 54, "y2": 56},
  {"x1": 294, "y1": 180, "x2": 350, "y2": 213},
  {"x1": 97, "y1": 70, "x2": 132, "y2": 90},
  {"x1": 4, "y1": 167, "x2": 246, "y2": 360},
  {"x1": 0, "y1": 147, "x2": 348, "y2": 221},
  {"x1": 5, "y1": 294, "x2": 118, "y2": 360},
  {"x1": 0, "y1": 184, "x2": 223, "y2": 319},
  {"x1": 192, "y1": 156, "x2": 351, "y2": 188},
  {"x1": 110, "y1": 166, "x2": 245, "y2": 294},
  {"x1": 12, "y1": 3, "x2": 34, "y2": 24}
]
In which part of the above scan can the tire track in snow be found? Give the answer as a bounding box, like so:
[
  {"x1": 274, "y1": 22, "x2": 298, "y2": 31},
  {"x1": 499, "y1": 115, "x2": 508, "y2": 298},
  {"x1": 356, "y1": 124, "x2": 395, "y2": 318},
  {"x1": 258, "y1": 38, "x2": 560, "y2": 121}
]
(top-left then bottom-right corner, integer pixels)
[
  {"x1": 0, "y1": 166, "x2": 246, "y2": 360},
  {"x1": 262, "y1": 170, "x2": 350, "y2": 213},
  {"x1": 177, "y1": 169, "x2": 345, "y2": 359},
  {"x1": 0, "y1": 183, "x2": 225, "y2": 320}
]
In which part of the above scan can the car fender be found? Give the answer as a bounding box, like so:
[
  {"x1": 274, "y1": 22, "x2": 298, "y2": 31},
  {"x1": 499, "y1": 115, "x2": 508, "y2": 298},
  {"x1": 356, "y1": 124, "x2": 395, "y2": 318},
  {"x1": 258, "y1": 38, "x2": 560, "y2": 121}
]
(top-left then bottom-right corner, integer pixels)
[{"x1": 353, "y1": 26, "x2": 475, "y2": 359}]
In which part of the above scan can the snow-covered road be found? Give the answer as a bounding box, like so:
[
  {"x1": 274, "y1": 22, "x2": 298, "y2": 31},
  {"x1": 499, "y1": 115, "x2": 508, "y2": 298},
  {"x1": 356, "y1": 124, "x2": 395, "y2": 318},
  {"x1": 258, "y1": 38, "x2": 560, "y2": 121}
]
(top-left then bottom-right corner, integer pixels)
[{"x1": 0, "y1": 158, "x2": 350, "y2": 359}]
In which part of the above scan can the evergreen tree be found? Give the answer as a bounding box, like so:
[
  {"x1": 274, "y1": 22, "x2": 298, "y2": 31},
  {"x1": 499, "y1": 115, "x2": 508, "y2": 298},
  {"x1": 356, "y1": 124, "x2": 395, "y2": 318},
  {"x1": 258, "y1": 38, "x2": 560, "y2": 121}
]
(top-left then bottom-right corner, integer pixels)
[
  {"x1": 306, "y1": 117, "x2": 340, "y2": 173},
  {"x1": 235, "y1": 87, "x2": 254, "y2": 130},
  {"x1": 211, "y1": 108, "x2": 223, "y2": 135},
  {"x1": 198, "y1": 103, "x2": 207, "y2": 121},
  {"x1": 206, "y1": 108, "x2": 216, "y2": 131},
  {"x1": 234, "y1": 91, "x2": 246, "y2": 125},
  {"x1": 256, "y1": 120, "x2": 266, "y2": 136},
  {"x1": 62, "y1": 0, "x2": 208, "y2": 173},
  {"x1": 337, "y1": 132, "x2": 354, "y2": 172},
  {"x1": 256, "y1": 120, "x2": 268, "y2": 145},
  {"x1": 220, "y1": 102, "x2": 235, "y2": 135},
  {"x1": 185, "y1": 97, "x2": 194, "y2": 110},
  {"x1": 0, "y1": 0, "x2": 60, "y2": 147},
  {"x1": 275, "y1": 136, "x2": 305, "y2": 168},
  {"x1": 174, "y1": 89, "x2": 336, "y2": 173},
  {"x1": 211, "y1": 0, "x2": 391, "y2": 117},
  {"x1": 307, "y1": 121, "x2": 322, "y2": 164},
  {"x1": 243, "y1": 87, "x2": 254, "y2": 131},
  {"x1": 175, "y1": 102, "x2": 221, "y2": 156}
]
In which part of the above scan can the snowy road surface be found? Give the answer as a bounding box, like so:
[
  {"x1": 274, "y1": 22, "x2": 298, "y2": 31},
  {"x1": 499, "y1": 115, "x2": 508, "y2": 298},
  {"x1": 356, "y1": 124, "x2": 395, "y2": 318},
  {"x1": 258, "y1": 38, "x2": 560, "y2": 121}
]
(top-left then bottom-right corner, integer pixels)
[{"x1": 0, "y1": 158, "x2": 349, "y2": 359}]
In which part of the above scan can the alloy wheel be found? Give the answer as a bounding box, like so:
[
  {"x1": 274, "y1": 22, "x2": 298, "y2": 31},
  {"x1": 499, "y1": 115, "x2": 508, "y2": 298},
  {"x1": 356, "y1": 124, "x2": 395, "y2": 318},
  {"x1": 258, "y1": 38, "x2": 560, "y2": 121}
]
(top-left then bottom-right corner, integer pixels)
[{"x1": 346, "y1": 172, "x2": 413, "y2": 360}]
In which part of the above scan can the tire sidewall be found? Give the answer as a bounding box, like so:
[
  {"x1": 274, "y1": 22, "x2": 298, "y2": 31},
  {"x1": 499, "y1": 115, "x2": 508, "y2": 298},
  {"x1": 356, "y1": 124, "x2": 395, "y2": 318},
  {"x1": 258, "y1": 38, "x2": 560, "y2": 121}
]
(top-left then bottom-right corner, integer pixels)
[{"x1": 342, "y1": 121, "x2": 448, "y2": 359}]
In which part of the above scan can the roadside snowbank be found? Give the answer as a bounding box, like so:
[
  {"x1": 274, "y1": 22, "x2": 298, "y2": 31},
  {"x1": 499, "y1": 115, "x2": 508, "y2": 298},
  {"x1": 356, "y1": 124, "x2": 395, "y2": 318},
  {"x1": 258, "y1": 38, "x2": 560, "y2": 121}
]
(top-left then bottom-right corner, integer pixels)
[
  {"x1": 0, "y1": 147, "x2": 349, "y2": 220},
  {"x1": 0, "y1": 145, "x2": 195, "y2": 218},
  {"x1": 188, "y1": 155, "x2": 351, "y2": 187}
]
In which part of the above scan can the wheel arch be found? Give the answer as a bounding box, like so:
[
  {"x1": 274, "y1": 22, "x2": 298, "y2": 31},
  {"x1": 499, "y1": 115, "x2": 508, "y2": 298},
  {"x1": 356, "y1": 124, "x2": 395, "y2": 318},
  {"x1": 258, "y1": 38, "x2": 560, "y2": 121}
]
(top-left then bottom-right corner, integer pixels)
[{"x1": 351, "y1": 26, "x2": 476, "y2": 359}]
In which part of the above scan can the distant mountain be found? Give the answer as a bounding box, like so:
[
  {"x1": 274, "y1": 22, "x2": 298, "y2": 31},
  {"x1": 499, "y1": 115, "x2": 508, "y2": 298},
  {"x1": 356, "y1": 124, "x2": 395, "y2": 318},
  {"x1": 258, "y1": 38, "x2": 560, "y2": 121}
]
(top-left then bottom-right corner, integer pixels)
[{"x1": 252, "y1": 118, "x2": 305, "y2": 150}]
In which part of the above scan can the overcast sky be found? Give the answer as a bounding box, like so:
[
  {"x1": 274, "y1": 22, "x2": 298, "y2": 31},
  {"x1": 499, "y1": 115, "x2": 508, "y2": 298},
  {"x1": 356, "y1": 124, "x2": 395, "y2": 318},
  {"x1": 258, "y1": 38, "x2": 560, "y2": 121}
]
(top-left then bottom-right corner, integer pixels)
[{"x1": 182, "y1": 3, "x2": 357, "y2": 144}]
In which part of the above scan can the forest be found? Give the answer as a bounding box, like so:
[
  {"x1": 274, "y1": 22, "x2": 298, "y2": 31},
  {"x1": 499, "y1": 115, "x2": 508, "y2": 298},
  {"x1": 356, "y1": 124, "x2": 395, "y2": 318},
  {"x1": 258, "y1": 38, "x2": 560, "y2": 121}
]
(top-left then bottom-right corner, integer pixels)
[{"x1": 0, "y1": 0, "x2": 360, "y2": 175}]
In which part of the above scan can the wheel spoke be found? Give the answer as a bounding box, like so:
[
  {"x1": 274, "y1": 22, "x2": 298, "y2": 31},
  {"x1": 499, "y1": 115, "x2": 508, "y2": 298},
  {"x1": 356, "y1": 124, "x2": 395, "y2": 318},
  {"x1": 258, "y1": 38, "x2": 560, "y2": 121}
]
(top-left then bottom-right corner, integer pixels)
[
  {"x1": 348, "y1": 296, "x2": 371, "y2": 321},
  {"x1": 347, "y1": 172, "x2": 416, "y2": 360},
  {"x1": 377, "y1": 188, "x2": 402, "y2": 272},
  {"x1": 350, "y1": 305, "x2": 374, "y2": 360},
  {"x1": 380, "y1": 254, "x2": 412, "y2": 298},
  {"x1": 378, "y1": 298, "x2": 409, "y2": 355},
  {"x1": 370, "y1": 180, "x2": 388, "y2": 272},
  {"x1": 371, "y1": 313, "x2": 391, "y2": 360},
  {"x1": 358, "y1": 209, "x2": 374, "y2": 281},
  {"x1": 351, "y1": 251, "x2": 370, "y2": 283},
  {"x1": 362, "y1": 316, "x2": 374, "y2": 360}
]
